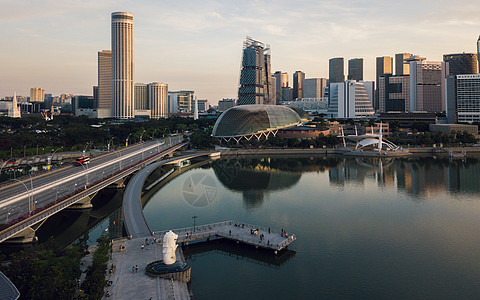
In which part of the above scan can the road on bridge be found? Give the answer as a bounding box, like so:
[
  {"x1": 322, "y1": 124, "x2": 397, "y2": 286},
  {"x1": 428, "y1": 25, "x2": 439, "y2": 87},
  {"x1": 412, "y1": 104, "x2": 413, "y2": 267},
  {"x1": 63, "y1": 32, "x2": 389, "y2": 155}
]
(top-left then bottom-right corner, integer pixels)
[{"x1": 0, "y1": 135, "x2": 183, "y2": 226}]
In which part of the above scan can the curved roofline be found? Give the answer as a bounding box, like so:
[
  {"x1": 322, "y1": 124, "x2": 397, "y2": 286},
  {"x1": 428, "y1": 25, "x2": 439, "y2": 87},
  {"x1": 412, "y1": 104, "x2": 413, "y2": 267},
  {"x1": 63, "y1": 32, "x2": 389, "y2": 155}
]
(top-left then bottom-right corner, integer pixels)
[
  {"x1": 212, "y1": 104, "x2": 302, "y2": 138},
  {"x1": 213, "y1": 123, "x2": 300, "y2": 138}
]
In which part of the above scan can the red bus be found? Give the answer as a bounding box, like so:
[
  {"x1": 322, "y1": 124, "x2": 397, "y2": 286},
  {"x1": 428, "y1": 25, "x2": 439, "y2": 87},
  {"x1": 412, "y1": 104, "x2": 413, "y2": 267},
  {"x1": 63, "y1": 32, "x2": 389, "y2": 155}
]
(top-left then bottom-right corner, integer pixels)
[{"x1": 75, "y1": 156, "x2": 90, "y2": 166}]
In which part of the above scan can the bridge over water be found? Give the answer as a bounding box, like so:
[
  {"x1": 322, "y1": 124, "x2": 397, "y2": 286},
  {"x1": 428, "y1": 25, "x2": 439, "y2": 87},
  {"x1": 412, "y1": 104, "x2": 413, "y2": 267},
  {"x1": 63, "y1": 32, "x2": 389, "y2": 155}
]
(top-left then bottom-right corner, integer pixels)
[{"x1": 0, "y1": 135, "x2": 186, "y2": 244}]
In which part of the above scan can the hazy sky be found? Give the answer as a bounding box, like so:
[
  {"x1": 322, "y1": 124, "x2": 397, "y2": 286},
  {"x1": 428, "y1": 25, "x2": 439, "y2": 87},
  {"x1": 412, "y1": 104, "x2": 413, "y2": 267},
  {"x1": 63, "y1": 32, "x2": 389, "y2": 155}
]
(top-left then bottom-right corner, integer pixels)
[{"x1": 1, "y1": 0, "x2": 479, "y2": 104}]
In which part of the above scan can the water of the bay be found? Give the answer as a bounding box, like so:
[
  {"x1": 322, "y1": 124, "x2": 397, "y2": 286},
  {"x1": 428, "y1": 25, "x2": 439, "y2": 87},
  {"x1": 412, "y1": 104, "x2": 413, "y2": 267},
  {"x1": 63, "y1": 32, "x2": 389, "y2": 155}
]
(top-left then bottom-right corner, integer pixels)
[{"x1": 143, "y1": 156, "x2": 480, "y2": 299}]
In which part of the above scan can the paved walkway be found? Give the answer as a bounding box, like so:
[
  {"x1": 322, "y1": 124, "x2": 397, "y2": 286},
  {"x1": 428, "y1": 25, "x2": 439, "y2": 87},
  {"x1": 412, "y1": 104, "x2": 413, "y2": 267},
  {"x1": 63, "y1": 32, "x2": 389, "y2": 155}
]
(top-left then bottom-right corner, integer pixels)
[{"x1": 102, "y1": 237, "x2": 190, "y2": 300}]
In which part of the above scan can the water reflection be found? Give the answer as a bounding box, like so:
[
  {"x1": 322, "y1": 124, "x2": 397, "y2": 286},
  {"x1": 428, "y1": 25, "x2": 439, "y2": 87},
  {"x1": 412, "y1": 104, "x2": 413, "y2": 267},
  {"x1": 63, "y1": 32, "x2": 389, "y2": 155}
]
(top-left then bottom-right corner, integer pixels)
[
  {"x1": 183, "y1": 239, "x2": 296, "y2": 269},
  {"x1": 328, "y1": 157, "x2": 480, "y2": 198},
  {"x1": 212, "y1": 158, "x2": 302, "y2": 208}
]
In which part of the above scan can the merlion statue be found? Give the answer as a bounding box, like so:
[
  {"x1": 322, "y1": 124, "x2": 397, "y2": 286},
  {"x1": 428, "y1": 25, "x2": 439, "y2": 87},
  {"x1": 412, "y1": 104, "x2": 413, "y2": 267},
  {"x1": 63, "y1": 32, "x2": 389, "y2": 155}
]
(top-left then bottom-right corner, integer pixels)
[{"x1": 162, "y1": 230, "x2": 178, "y2": 265}]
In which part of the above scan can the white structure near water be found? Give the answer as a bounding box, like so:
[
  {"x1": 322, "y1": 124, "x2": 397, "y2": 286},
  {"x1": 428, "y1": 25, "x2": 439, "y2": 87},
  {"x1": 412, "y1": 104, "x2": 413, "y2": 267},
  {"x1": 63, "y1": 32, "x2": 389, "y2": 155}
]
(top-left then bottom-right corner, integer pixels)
[{"x1": 162, "y1": 230, "x2": 178, "y2": 265}]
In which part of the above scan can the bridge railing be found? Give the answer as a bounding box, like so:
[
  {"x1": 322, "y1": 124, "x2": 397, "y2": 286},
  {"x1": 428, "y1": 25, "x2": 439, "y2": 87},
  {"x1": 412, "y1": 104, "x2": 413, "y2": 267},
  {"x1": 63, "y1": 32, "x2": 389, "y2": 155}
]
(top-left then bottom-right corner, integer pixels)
[
  {"x1": 153, "y1": 220, "x2": 234, "y2": 237},
  {"x1": 0, "y1": 140, "x2": 187, "y2": 243}
]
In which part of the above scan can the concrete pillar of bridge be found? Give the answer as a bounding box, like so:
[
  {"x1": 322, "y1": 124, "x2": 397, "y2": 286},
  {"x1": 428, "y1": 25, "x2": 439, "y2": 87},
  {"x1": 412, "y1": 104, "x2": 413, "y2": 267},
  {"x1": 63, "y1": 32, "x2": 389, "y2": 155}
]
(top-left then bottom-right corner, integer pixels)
[
  {"x1": 2, "y1": 219, "x2": 47, "y2": 244},
  {"x1": 2, "y1": 227, "x2": 38, "y2": 244},
  {"x1": 67, "y1": 193, "x2": 95, "y2": 210},
  {"x1": 105, "y1": 178, "x2": 126, "y2": 190}
]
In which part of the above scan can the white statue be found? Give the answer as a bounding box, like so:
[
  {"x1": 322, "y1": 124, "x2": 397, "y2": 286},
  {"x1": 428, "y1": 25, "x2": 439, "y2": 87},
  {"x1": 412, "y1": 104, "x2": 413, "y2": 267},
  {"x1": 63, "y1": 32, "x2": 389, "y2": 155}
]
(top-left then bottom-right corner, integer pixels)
[{"x1": 162, "y1": 230, "x2": 178, "y2": 265}]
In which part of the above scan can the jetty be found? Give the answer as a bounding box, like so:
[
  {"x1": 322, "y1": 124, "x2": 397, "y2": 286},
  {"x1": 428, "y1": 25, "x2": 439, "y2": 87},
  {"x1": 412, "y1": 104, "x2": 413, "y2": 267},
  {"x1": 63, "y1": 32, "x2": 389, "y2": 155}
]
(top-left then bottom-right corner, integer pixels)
[{"x1": 154, "y1": 220, "x2": 296, "y2": 254}]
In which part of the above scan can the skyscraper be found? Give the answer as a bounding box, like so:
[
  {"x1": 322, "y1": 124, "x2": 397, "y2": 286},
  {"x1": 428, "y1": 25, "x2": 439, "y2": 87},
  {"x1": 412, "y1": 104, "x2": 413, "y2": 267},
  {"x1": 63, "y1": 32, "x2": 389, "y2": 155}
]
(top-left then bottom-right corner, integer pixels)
[
  {"x1": 446, "y1": 74, "x2": 480, "y2": 123},
  {"x1": 134, "y1": 83, "x2": 148, "y2": 110},
  {"x1": 168, "y1": 91, "x2": 194, "y2": 113},
  {"x1": 375, "y1": 56, "x2": 393, "y2": 110},
  {"x1": 443, "y1": 53, "x2": 478, "y2": 75},
  {"x1": 238, "y1": 37, "x2": 272, "y2": 106},
  {"x1": 395, "y1": 53, "x2": 412, "y2": 75},
  {"x1": 148, "y1": 82, "x2": 168, "y2": 119},
  {"x1": 112, "y1": 12, "x2": 135, "y2": 119},
  {"x1": 30, "y1": 88, "x2": 44, "y2": 102},
  {"x1": 477, "y1": 36, "x2": 480, "y2": 73},
  {"x1": 410, "y1": 61, "x2": 446, "y2": 112},
  {"x1": 270, "y1": 76, "x2": 277, "y2": 104},
  {"x1": 273, "y1": 71, "x2": 288, "y2": 104},
  {"x1": 98, "y1": 50, "x2": 112, "y2": 111},
  {"x1": 329, "y1": 58, "x2": 344, "y2": 83},
  {"x1": 348, "y1": 58, "x2": 363, "y2": 81},
  {"x1": 327, "y1": 81, "x2": 375, "y2": 119},
  {"x1": 293, "y1": 71, "x2": 305, "y2": 99},
  {"x1": 304, "y1": 78, "x2": 328, "y2": 99},
  {"x1": 378, "y1": 74, "x2": 410, "y2": 112}
]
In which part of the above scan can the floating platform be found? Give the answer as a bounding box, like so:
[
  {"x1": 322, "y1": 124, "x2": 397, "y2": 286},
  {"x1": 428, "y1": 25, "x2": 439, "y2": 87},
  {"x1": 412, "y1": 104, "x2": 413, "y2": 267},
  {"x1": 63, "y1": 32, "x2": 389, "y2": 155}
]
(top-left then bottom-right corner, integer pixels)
[{"x1": 154, "y1": 221, "x2": 296, "y2": 254}]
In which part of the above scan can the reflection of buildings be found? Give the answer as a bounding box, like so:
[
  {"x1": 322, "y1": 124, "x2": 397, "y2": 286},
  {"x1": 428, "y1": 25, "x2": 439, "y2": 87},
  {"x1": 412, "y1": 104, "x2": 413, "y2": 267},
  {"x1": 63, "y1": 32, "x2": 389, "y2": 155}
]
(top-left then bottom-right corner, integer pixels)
[
  {"x1": 329, "y1": 158, "x2": 396, "y2": 188},
  {"x1": 329, "y1": 157, "x2": 459, "y2": 197},
  {"x1": 447, "y1": 161, "x2": 480, "y2": 193},
  {"x1": 212, "y1": 159, "x2": 302, "y2": 209},
  {"x1": 331, "y1": 157, "x2": 480, "y2": 198},
  {"x1": 396, "y1": 160, "x2": 448, "y2": 197}
]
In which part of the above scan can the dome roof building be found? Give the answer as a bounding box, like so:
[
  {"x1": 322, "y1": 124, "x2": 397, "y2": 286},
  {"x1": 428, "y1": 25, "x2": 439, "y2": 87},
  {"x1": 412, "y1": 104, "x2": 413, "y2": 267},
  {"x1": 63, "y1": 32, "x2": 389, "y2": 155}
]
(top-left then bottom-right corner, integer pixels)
[{"x1": 212, "y1": 104, "x2": 301, "y2": 143}]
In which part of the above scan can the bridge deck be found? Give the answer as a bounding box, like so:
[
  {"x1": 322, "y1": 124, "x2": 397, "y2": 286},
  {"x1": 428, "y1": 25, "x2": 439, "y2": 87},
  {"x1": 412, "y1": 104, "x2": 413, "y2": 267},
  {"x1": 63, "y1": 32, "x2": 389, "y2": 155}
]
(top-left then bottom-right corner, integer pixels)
[{"x1": 155, "y1": 221, "x2": 296, "y2": 252}]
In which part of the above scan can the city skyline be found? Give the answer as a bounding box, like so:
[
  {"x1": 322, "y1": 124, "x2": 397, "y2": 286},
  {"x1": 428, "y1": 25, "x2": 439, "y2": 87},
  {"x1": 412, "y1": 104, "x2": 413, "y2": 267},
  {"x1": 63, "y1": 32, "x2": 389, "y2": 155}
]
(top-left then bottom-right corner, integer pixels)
[{"x1": 1, "y1": 0, "x2": 479, "y2": 104}]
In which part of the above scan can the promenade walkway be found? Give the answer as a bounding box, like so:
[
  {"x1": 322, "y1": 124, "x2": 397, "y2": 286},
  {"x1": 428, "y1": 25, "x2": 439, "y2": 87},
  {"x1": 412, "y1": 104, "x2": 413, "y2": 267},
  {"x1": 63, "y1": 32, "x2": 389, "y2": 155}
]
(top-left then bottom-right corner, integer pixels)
[
  {"x1": 101, "y1": 237, "x2": 189, "y2": 300},
  {"x1": 155, "y1": 221, "x2": 296, "y2": 253}
]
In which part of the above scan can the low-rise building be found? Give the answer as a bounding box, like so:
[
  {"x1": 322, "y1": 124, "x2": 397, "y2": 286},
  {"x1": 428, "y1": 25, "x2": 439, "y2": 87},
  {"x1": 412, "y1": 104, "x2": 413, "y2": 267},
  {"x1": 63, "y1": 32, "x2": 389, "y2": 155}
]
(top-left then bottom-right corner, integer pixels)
[{"x1": 429, "y1": 124, "x2": 478, "y2": 135}]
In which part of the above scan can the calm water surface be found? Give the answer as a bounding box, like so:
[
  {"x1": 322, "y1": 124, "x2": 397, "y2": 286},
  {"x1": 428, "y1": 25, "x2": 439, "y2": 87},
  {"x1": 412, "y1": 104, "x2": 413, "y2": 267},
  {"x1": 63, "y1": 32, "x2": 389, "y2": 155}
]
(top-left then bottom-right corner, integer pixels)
[{"x1": 143, "y1": 156, "x2": 480, "y2": 299}]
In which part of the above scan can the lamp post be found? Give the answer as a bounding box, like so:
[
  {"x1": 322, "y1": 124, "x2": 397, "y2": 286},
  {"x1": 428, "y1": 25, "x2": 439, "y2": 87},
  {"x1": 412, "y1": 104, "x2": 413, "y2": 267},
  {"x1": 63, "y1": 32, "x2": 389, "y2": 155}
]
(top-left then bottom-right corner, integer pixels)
[
  {"x1": 78, "y1": 162, "x2": 89, "y2": 190},
  {"x1": 49, "y1": 147, "x2": 63, "y2": 171},
  {"x1": 82, "y1": 142, "x2": 91, "y2": 157},
  {"x1": 107, "y1": 137, "x2": 115, "y2": 152},
  {"x1": 114, "y1": 143, "x2": 123, "y2": 171},
  {"x1": 11, "y1": 179, "x2": 32, "y2": 215},
  {"x1": 126, "y1": 133, "x2": 132, "y2": 147},
  {"x1": 192, "y1": 216, "x2": 198, "y2": 232}
]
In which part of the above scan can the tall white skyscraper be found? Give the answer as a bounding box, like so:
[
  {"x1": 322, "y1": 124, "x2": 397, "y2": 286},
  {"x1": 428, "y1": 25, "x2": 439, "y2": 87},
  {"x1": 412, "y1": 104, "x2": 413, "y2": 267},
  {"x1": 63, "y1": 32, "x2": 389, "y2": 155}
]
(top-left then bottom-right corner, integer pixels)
[
  {"x1": 148, "y1": 82, "x2": 168, "y2": 119},
  {"x1": 112, "y1": 12, "x2": 135, "y2": 119}
]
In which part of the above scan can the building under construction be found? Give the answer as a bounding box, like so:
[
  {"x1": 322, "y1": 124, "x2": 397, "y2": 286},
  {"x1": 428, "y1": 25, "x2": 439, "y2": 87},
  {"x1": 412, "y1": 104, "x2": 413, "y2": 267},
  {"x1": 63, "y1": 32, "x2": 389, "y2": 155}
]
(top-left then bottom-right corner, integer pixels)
[{"x1": 237, "y1": 37, "x2": 275, "y2": 106}]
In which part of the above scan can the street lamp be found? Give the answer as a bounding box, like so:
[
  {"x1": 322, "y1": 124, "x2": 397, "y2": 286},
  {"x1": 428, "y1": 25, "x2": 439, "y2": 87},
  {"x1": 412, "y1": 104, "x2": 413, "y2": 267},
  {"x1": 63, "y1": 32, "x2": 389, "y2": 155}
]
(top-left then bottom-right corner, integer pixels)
[
  {"x1": 83, "y1": 142, "x2": 91, "y2": 157},
  {"x1": 192, "y1": 216, "x2": 198, "y2": 232},
  {"x1": 107, "y1": 137, "x2": 115, "y2": 152},
  {"x1": 49, "y1": 147, "x2": 63, "y2": 171},
  {"x1": 126, "y1": 133, "x2": 132, "y2": 147},
  {"x1": 11, "y1": 179, "x2": 33, "y2": 215},
  {"x1": 78, "y1": 162, "x2": 89, "y2": 189}
]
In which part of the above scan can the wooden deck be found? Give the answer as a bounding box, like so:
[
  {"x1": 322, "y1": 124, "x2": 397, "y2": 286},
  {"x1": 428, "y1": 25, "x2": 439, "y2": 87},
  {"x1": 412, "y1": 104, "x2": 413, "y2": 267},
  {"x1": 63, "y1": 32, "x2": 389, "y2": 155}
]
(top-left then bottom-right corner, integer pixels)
[{"x1": 154, "y1": 221, "x2": 296, "y2": 253}]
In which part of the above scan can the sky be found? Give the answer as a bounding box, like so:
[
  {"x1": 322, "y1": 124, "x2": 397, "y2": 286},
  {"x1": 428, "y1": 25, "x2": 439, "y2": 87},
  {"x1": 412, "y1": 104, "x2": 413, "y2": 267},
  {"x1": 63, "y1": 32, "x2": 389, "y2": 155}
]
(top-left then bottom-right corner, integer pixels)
[{"x1": 1, "y1": 0, "x2": 479, "y2": 104}]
